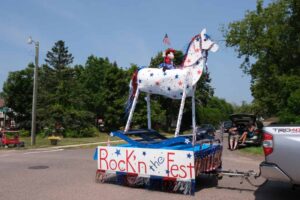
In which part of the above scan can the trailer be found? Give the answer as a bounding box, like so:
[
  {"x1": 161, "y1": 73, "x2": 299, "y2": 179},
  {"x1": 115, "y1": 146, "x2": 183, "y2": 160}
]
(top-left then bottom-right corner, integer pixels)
[{"x1": 94, "y1": 29, "x2": 224, "y2": 194}]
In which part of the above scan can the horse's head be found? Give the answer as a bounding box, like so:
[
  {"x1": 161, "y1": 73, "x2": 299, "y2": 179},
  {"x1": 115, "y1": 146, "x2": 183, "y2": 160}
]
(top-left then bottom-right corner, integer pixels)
[
  {"x1": 182, "y1": 29, "x2": 219, "y2": 67},
  {"x1": 200, "y1": 29, "x2": 219, "y2": 52}
]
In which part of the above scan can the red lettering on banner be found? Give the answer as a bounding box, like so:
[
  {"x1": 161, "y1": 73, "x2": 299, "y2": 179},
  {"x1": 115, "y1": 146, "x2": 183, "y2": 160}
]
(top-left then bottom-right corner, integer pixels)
[
  {"x1": 170, "y1": 165, "x2": 179, "y2": 178},
  {"x1": 167, "y1": 152, "x2": 175, "y2": 177},
  {"x1": 138, "y1": 161, "x2": 147, "y2": 173},
  {"x1": 187, "y1": 162, "x2": 194, "y2": 178},
  {"x1": 99, "y1": 148, "x2": 108, "y2": 169},
  {"x1": 126, "y1": 150, "x2": 136, "y2": 173},
  {"x1": 109, "y1": 159, "x2": 117, "y2": 170},
  {"x1": 179, "y1": 165, "x2": 187, "y2": 178},
  {"x1": 118, "y1": 160, "x2": 125, "y2": 171}
]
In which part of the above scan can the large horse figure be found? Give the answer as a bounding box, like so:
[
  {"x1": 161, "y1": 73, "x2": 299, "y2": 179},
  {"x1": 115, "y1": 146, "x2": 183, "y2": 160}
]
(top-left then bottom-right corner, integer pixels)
[{"x1": 125, "y1": 29, "x2": 219, "y2": 141}]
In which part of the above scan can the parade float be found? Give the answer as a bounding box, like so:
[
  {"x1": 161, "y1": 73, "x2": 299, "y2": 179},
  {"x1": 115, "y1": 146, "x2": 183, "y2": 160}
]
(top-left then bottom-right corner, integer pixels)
[{"x1": 94, "y1": 29, "x2": 224, "y2": 195}]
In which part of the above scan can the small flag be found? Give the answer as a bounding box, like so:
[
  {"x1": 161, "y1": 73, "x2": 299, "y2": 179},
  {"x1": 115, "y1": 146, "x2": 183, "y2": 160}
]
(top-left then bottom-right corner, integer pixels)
[{"x1": 163, "y1": 34, "x2": 171, "y2": 45}]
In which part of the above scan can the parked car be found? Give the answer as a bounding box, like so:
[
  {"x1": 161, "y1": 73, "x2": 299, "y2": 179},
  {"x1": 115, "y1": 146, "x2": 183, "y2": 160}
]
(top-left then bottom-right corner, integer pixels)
[
  {"x1": 260, "y1": 125, "x2": 300, "y2": 186},
  {"x1": 220, "y1": 120, "x2": 232, "y2": 134},
  {"x1": 196, "y1": 124, "x2": 216, "y2": 140},
  {"x1": 229, "y1": 114, "x2": 263, "y2": 146}
]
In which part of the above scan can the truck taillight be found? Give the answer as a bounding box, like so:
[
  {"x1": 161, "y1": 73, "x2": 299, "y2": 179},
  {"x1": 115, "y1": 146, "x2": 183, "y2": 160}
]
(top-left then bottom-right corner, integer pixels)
[{"x1": 262, "y1": 132, "x2": 273, "y2": 156}]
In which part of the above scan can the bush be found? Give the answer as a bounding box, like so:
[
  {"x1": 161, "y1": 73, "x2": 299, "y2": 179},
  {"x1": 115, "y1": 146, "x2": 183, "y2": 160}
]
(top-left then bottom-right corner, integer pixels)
[{"x1": 19, "y1": 129, "x2": 30, "y2": 137}]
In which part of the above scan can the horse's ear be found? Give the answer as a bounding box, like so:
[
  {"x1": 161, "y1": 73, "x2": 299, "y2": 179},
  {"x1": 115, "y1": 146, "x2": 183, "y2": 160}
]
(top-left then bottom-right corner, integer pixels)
[{"x1": 201, "y1": 28, "x2": 207, "y2": 35}]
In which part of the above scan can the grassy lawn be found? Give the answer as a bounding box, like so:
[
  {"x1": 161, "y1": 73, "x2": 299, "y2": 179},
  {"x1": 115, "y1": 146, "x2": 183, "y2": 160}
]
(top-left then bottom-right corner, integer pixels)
[
  {"x1": 240, "y1": 146, "x2": 264, "y2": 156},
  {"x1": 1, "y1": 130, "x2": 178, "y2": 150},
  {"x1": 1, "y1": 132, "x2": 118, "y2": 149}
]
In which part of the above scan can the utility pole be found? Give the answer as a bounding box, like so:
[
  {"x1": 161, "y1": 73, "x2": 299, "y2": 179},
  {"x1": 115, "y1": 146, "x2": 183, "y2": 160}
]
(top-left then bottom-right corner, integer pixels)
[{"x1": 28, "y1": 37, "x2": 39, "y2": 145}]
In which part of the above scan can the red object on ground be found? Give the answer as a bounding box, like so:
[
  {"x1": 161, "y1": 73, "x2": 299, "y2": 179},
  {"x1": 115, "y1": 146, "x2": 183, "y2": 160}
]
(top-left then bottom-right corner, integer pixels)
[{"x1": 0, "y1": 129, "x2": 24, "y2": 147}]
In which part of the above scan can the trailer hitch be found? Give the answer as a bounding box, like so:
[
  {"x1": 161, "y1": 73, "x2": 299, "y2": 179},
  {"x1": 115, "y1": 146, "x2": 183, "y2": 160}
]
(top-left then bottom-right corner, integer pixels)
[{"x1": 216, "y1": 169, "x2": 266, "y2": 187}]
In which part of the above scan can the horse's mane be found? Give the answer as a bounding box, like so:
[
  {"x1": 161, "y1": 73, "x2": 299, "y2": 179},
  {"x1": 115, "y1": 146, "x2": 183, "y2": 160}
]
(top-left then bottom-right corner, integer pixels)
[{"x1": 181, "y1": 35, "x2": 200, "y2": 67}]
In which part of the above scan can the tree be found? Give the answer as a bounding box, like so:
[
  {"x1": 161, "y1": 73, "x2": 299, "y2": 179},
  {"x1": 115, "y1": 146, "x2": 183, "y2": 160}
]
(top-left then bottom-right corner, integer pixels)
[
  {"x1": 224, "y1": 0, "x2": 300, "y2": 121},
  {"x1": 39, "y1": 41, "x2": 96, "y2": 136},
  {"x1": 45, "y1": 40, "x2": 74, "y2": 70},
  {"x1": 2, "y1": 64, "x2": 34, "y2": 129}
]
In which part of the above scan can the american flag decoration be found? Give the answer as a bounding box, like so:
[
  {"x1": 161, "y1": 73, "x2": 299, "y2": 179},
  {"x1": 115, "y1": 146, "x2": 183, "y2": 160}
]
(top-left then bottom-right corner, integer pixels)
[{"x1": 163, "y1": 33, "x2": 171, "y2": 45}]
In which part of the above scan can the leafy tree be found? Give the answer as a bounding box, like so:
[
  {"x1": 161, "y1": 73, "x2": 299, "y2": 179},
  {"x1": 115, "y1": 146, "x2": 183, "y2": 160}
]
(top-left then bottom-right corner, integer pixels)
[
  {"x1": 224, "y1": 0, "x2": 300, "y2": 122},
  {"x1": 38, "y1": 41, "x2": 95, "y2": 136},
  {"x1": 197, "y1": 97, "x2": 233, "y2": 126},
  {"x1": 2, "y1": 64, "x2": 34, "y2": 129}
]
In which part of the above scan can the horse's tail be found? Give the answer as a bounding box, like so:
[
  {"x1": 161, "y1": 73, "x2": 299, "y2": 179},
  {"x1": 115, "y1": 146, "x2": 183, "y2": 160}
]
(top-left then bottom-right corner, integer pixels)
[{"x1": 124, "y1": 69, "x2": 139, "y2": 117}]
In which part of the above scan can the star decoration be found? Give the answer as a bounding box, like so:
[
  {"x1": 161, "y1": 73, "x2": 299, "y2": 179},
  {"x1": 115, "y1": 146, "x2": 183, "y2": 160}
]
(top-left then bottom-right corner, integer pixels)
[
  {"x1": 139, "y1": 79, "x2": 142, "y2": 83},
  {"x1": 187, "y1": 153, "x2": 192, "y2": 159},
  {"x1": 163, "y1": 72, "x2": 167, "y2": 76},
  {"x1": 155, "y1": 81, "x2": 160, "y2": 86},
  {"x1": 175, "y1": 74, "x2": 179, "y2": 79},
  {"x1": 142, "y1": 151, "x2": 146, "y2": 156},
  {"x1": 166, "y1": 170, "x2": 170, "y2": 174},
  {"x1": 167, "y1": 87, "x2": 171, "y2": 91},
  {"x1": 178, "y1": 80, "x2": 183, "y2": 86},
  {"x1": 185, "y1": 138, "x2": 190, "y2": 144},
  {"x1": 115, "y1": 149, "x2": 121, "y2": 156},
  {"x1": 150, "y1": 73, "x2": 154, "y2": 77}
]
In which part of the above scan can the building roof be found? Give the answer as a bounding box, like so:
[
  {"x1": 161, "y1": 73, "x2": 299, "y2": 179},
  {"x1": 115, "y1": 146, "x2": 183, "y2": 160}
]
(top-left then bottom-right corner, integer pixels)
[{"x1": 0, "y1": 98, "x2": 5, "y2": 108}]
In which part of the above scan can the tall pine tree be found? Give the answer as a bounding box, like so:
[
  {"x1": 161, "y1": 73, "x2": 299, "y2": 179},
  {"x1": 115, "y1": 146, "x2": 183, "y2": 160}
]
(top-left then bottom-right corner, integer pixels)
[{"x1": 45, "y1": 40, "x2": 74, "y2": 70}]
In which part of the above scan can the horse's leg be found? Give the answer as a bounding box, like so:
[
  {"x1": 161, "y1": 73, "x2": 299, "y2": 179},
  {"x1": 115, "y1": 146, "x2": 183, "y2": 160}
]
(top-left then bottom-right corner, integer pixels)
[
  {"x1": 146, "y1": 93, "x2": 151, "y2": 129},
  {"x1": 125, "y1": 89, "x2": 140, "y2": 133},
  {"x1": 175, "y1": 87, "x2": 187, "y2": 137},
  {"x1": 192, "y1": 88, "x2": 196, "y2": 145}
]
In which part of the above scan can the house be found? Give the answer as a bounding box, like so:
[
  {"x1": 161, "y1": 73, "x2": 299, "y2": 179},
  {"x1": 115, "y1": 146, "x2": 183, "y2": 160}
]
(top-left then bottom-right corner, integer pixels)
[
  {"x1": 0, "y1": 98, "x2": 6, "y2": 127},
  {"x1": 0, "y1": 98, "x2": 15, "y2": 128}
]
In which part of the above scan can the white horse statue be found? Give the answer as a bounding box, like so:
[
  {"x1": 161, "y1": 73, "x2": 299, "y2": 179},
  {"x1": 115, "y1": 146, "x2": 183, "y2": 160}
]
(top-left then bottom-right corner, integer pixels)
[{"x1": 125, "y1": 29, "x2": 219, "y2": 140}]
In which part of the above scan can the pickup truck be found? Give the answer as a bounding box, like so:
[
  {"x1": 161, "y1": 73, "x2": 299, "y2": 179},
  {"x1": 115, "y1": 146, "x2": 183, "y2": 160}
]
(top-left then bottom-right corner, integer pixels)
[{"x1": 260, "y1": 125, "x2": 300, "y2": 186}]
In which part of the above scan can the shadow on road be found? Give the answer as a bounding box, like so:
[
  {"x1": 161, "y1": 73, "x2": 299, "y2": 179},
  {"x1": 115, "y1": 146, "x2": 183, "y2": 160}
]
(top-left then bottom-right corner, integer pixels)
[
  {"x1": 254, "y1": 181, "x2": 300, "y2": 200},
  {"x1": 215, "y1": 185, "x2": 255, "y2": 192},
  {"x1": 194, "y1": 174, "x2": 218, "y2": 192}
]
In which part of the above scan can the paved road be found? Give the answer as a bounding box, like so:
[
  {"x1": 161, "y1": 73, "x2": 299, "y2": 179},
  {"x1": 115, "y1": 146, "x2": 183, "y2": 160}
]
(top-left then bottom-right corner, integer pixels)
[{"x1": 0, "y1": 141, "x2": 299, "y2": 200}]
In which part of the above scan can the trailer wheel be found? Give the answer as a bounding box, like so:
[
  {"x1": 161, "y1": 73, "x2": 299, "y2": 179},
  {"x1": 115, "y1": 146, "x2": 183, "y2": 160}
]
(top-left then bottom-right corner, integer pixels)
[
  {"x1": 95, "y1": 171, "x2": 105, "y2": 183},
  {"x1": 17, "y1": 142, "x2": 25, "y2": 148},
  {"x1": 126, "y1": 175, "x2": 138, "y2": 187}
]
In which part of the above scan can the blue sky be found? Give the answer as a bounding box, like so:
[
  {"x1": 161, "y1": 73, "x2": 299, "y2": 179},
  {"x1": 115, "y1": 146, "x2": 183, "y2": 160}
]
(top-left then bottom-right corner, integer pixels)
[{"x1": 0, "y1": 0, "x2": 272, "y2": 104}]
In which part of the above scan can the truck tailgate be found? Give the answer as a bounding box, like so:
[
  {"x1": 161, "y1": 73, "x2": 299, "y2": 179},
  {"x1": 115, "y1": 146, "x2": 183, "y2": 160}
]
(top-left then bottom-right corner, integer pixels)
[{"x1": 264, "y1": 126, "x2": 300, "y2": 184}]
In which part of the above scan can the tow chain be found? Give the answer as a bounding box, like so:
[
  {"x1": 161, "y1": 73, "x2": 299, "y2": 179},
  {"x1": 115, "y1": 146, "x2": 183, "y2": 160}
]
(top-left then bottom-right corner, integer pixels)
[{"x1": 216, "y1": 169, "x2": 268, "y2": 187}]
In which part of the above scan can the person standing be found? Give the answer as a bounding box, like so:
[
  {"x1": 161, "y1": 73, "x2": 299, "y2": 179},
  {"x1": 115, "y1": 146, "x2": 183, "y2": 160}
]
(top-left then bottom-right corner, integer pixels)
[{"x1": 228, "y1": 123, "x2": 239, "y2": 150}]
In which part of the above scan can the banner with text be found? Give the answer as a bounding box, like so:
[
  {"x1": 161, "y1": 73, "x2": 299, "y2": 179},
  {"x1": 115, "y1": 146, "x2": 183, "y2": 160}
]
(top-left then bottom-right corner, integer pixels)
[{"x1": 97, "y1": 146, "x2": 195, "y2": 180}]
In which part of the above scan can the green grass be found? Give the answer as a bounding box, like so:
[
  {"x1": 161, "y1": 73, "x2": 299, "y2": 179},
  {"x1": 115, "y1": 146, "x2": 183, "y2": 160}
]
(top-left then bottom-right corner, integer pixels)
[
  {"x1": 10, "y1": 132, "x2": 118, "y2": 149},
  {"x1": 240, "y1": 146, "x2": 264, "y2": 156},
  {"x1": 1, "y1": 131, "x2": 177, "y2": 150}
]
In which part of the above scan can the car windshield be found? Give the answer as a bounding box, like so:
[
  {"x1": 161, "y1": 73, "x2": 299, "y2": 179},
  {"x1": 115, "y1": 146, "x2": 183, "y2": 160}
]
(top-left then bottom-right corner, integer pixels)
[
  {"x1": 200, "y1": 124, "x2": 211, "y2": 129},
  {"x1": 224, "y1": 121, "x2": 232, "y2": 128}
]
